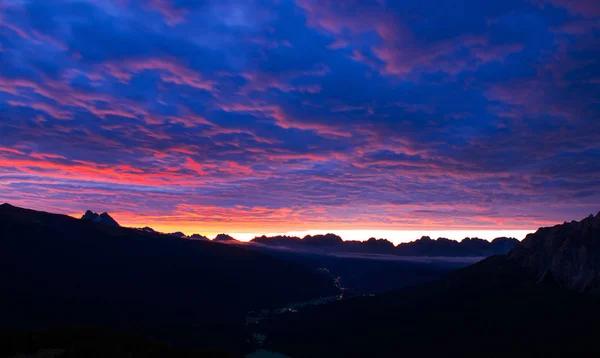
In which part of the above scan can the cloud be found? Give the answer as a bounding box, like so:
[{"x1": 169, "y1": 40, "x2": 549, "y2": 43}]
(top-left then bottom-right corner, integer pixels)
[{"x1": 0, "y1": 0, "x2": 598, "y2": 234}]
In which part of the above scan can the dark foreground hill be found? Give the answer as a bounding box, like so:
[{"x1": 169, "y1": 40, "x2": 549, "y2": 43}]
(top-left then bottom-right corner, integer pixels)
[
  {"x1": 0, "y1": 204, "x2": 338, "y2": 356},
  {"x1": 259, "y1": 212, "x2": 600, "y2": 357}
]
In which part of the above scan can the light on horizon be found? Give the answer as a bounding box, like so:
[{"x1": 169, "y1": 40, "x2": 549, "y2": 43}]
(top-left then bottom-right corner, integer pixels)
[{"x1": 192, "y1": 229, "x2": 534, "y2": 245}]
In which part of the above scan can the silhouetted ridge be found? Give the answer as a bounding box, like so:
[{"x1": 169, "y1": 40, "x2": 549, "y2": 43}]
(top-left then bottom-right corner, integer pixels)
[
  {"x1": 302, "y1": 233, "x2": 343, "y2": 246},
  {"x1": 364, "y1": 237, "x2": 395, "y2": 249},
  {"x1": 190, "y1": 234, "x2": 209, "y2": 241},
  {"x1": 0, "y1": 204, "x2": 338, "y2": 353},
  {"x1": 253, "y1": 235, "x2": 303, "y2": 246},
  {"x1": 168, "y1": 231, "x2": 187, "y2": 238},
  {"x1": 81, "y1": 210, "x2": 119, "y2": 227},
  {"x1": 214, "y1": 233, "x2": 237, "y2": 242},
  {"x1": 252, "y1": 234, "x2": 519, "y2": 257},
  {"x1": 138, "y1": 226, "x2": 156, "y2": 233}
]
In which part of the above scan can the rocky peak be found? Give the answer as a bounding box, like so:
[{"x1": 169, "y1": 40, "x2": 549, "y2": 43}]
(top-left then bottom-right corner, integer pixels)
[
  {"x1": 214, "y1": 233, "x2": 237, "y2": 242},
  {"x1": 81, "y1": 210, "x2": 120, "y2": 227},
  {"x1": 82, "y1": 210, "x2": 96, "y2": 219},
  {"x1": 509, "y1": 211, "x2": 600, "y2": 294},
  {"x1": 593, "y1": 211, "x2": 600, "y2": 229},
  {"x1": 190, "y1": 234, "x2": 209, "y2": 241}
]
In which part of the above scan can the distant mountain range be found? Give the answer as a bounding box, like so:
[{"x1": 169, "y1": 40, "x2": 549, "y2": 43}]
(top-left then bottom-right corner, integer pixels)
[
  {"x1": 81, "y1": 210, "x2": 519, "y2": 257},
  {"x1": 252, "y1": 234, "x2": 520, "y2": 257}
]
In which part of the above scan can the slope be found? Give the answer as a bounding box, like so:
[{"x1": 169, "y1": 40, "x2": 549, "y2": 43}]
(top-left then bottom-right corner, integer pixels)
[{"x1": 0, "y1": 203, "x2": 338, "y2": 354}]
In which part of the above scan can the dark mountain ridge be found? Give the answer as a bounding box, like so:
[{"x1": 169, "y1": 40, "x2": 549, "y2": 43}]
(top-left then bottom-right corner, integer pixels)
[
  {"x1": 79, "y1": 211, "x2": 517, "y2": 258},
  {"x1": 214, "y1": 233, "x2": 238, "y2": 242},
  {"x1": 0, "y1": 203, "x2": 338, "y2": 354},
  {"x1": 510, "y1": 211, "x2": 600, "y2": 293},
  {"x1": 81, "y1": 210, "x2": 119, "y2": 227},
  {"x1": 252, "y1": 233, "x2": 519, "y2": 257}
]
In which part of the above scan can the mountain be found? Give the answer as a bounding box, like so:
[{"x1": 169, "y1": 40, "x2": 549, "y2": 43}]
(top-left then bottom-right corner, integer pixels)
[
  {"x1": 395, "y1": 236, "x2": 520, "y2": 256},
  {"x1": 491, "y1": 236, "x2": 520, "y2": 252},
  {"x1": 302, "y1": 233, "x2": 344, "y2": 246},
  {"x1": 214, "y1": 233, "x2": 238, "y2": 242},
  {"x1": 138, "y1": 226, "x2": 156, "y2": 233},
  {"x1": 0, "y1": 204, "x2": 338, "y2": 355},
  {"x1": 252, "y1": 234, "x2": 519, "y2": 257},
  {"x1": 251, "y1": 234, "x2": 345, "y2": 248},
  {"x1": 360, "y1": 237, "x2": 396, "y2": 250},
  {"x1": 168, "y1": 231, "x2": 187, "y2": 238},
  {"x1": 510, "y1": 211, "x2": 600, "y2": 293},
  {"x1": 258, "y1": 212, "x2": 600, "y2": 356},
  {"x1": 81, "y1": 210, "x2": 120, "y2": 227},
  {"x1": 190, "y1": 233, "x2": 209, "y2": 241},
  {"x1": 253, "y1": 235, "x2": 303, "y2": 246}
]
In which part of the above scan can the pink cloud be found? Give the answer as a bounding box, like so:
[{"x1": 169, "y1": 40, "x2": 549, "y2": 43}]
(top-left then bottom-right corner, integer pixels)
[
  {"x1": 147, "y1": 0, "x2": 189, "y2": 25},
  {"x1": 102, "y1": 58, "x2": 215, "y2": 91},
  {"x1": 6, "y1": 100, "x2": 72, "y2": 120},
  {"x1": 298, "y1": 1, "x2": 521, "y2": 77},
  {"x1": 240, "y1": 65, "x2": 328, "y2": 94},
  {"x1": 328, "y1": 39, "x2": 350, "y2": 49}
]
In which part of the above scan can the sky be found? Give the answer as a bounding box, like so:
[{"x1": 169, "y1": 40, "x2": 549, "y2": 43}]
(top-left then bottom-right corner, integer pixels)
[{"x1": 0, "y1": 0, "x2": 599, "y2": 243}]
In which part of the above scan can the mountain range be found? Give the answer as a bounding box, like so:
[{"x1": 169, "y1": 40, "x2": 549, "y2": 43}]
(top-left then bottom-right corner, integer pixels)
[
  {"x1": 82, "y1": 209, "x2": 519, "y2": 257},
  {"x1": 252, "y1": 234, "x2": 520, "y2": 257}
]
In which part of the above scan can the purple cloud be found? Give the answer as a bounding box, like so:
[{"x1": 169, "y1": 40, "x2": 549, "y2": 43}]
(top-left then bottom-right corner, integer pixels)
[{"x1": 0, "y1": 0, "x2": 598, "y2": 235}]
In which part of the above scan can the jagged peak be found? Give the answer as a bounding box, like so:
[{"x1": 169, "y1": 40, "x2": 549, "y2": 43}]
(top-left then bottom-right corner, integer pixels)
[
  {"x1": 510, "y1": 211, "x2": 600, "y2": 293},
  {"x1": 81, "y1": 210, "x2": 119, "y2": 227},
  {"x1": 214, "y1": 233, "x2": 237, "y2": 241}
]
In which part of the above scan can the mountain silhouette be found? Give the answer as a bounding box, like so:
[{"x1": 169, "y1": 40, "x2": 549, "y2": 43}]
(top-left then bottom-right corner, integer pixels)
[
  {"x1": 510, "y1": 211, "x2": 600, "y2": 293},
  {"x1": 168, "y1": 231, "x2": 187, "y2": 238},
  {"x1": 213, "y1": 233, "x2": 237, "y2": 242},
  {"x1": 252, "y1": 233, "x2": 519, "y2": 257},
  {"x1": 190, "y1": 233, "x2": 209, "y2": 241},
  {"x1": 394, "y1": 236, "x2": 519, "y2": 256},
  {"x1": 138, "y1": 226, "x2": 156, "y2": 233},
  {"x1": 0, "y1": 204, "x2": 338, "y2": 354},
  {"x1": 81, "y1": 210, "x2": 119, "y2": 227},
  {"x1": 260, "y1": 212, "x2": 600, "y2": 356},
  {"x1": 252, "y1": 235, "x2": 303, "y2": 246}
]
